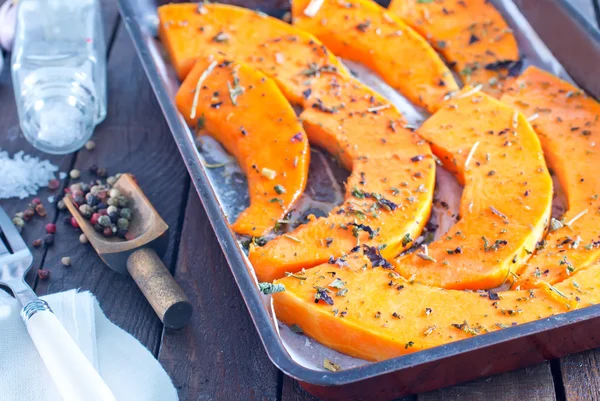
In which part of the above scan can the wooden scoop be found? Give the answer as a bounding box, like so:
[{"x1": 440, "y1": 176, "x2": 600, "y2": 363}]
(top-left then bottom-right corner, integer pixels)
[{"x1": 64, "y1": 173, "x2": 192, "y2": 329}]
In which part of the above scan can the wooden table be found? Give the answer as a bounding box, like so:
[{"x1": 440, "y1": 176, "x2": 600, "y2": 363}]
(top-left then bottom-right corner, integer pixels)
[{"x1": 1, "y1": 0, "x2": 599, "y2": 399}]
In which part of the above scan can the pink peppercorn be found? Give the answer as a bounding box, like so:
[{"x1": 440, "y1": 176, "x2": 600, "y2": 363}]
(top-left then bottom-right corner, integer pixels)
[
  {"x1": 90, "y1": 213, "x2": 100, "y2": 225},
  {"x1": 70, "y1": 217, "x2": 79, "y2": 228},
  {"x1": 37, "y1": 269, "x2": 50, "y2": 280},
  {"x1": 48, "y1": 179, "x2": 60, "y2": 190},
  {"x1": 45, "y1": 223, "x2": 56, "y2": 234},
  {"x1": 31, "y1": 198, "x2": 41, "y2": 205}
]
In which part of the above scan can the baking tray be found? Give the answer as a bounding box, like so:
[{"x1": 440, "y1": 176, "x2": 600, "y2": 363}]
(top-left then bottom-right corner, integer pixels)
[{"x1": 118, "y1": 0, "x2": 600, "y2": 399}]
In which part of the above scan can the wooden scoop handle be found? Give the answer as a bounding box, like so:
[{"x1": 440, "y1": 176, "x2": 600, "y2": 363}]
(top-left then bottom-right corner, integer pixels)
[{"x1": 126, "y1": 248, "x2": 192, "y2": 329}]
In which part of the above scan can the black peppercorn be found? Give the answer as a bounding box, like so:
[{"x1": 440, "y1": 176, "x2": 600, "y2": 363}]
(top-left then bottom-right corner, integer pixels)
[
  {"x1": 44, "y1": 234, "x2": 55, "y2": 247},
  {"x1": 94, "y1": 223, "x2": 104, "y2": 233},
  {"x1": 117, "y1": 229, "x2": 129, "y2": 239}
]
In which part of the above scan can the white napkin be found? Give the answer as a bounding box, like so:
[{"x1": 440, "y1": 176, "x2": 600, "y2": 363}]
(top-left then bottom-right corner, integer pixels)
[{"x1": 0, "y1": 289, "x2": 179, "y2": 401}]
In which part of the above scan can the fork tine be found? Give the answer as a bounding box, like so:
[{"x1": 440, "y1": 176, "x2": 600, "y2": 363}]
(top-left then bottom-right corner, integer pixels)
[{"x1": 0, "y1": 207, "x2": 28, "y2": 253}]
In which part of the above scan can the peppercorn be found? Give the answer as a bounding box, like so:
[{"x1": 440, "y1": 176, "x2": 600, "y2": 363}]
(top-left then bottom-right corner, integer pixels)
[
  {"x1": 98, "y1": 215, "x2": 112, "y2": 228},
  {"x1": 109, "y1": 188, "x2": 120, "y2": 198},
  {"x1": 89, "y1": 165, "x2": 98, "y2": 174},
  {"x1": 37, "y1": 269, "x2": 50, "y2": 280},
  {"x1": 90, "y1": 185, "x2": 101, "y2": 195},
  {"x1": 94, "y1": 223, "x2": 104, "y2": 233},
  {"x1": 69, "y1": 169, "x2": 80, "y2": 179},
  {"x1": 12, "y1": 216, "x2": 25, "y2": 228},
  {"x1": 70, "y1": 183, "x2": 82, "y2": 193},
  {"x1": 44, "y1": 234, "x2": 55, "y2": 247},
  {"x1": 117, "y1": 218, "x2": 129, "y2": 230},
  {"x1": 109, "y1": 212, "x2": 119, "y2": 223},
  {"x1": 79, "y1": 234, "x2": 89, "y2": 244},
  {"x1": 90, "y1": 213, "x2": 100, "y2": 225},
  {"x1": 31, "y1": 198, "x2": 41, "y2": 205},
  {"x1": 80, "y1": 183, "x2": 90, "y2": 193},
  {"x1": 85, "y1": 193, "x2": 98, "y2": 206},
  {"x1": 106, "y1": 205, "x2": 117, "y2": 215},
  {"x1": 97, "y1": 202, "x2": 107, "y2": 210},
  {"x1": 45, "y1": 223, "x2": 56, "y2": 234},
  {"x1": 97, "y1": 167, "x2": 107, "y2": 177},
  {"x1": 107, "y1": 197, "x2": 117, "y2": 207},
  {"x1": 98, "y1": 208, "x2": 108, "y2": 216},
  {"x1": 117, "y1": 229, "x2": 129, "y2": 239},
  {"x1": 117, "y1": 196, "x2": 128, "y2": 208},
  {"x1": 48, "y1": 179, "x2": 60, "y2": 190},
  {"x1": 103, "y1": 227, "x2": 114, "y2": 237},
  {"x1": 23, "y1": 209, "x2": 35, "y2": 221},
  {"x1": 57, "y1": 199, "x2": 66, "y2": 210},
  {"x1": 106, "y1": 176, "x2": 117, "y2": 186},
  {"x1": 120, "y1": 208, "x2": 132, "y2": 220},
  {"x1": 70, "y1": 217, "x2": 79, "y2": 228},
  {"x1": 32, "y1": 239, "x2": 42, "y2": 248},
  {"x1": 61, "y1": 256, "x2": 72, "y2": 267},
  {"x1": 35, "y1": 203, "x2": 47, "y2": 217},
  {"x1": 85, "y1": 140, "x2": 96, "y2": 150},
  {"x1": 79, "y1": 204, "x2": 93, "y2": 218}
]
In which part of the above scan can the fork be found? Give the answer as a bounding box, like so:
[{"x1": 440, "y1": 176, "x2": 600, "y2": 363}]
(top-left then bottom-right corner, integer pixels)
[{"x1": 0, "y1": 206, "x2": 115, "y2": 401}]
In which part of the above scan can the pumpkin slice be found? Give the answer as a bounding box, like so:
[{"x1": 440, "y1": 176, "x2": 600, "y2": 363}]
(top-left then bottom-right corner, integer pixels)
[
  {"x1": 175, "y1": 60, "x2": 310, "y2": 236},
  {"x1": 273, "y1": 253, "x2": 600, "y2": 361},
  {"x1": 157, "y1": 3, "x2": 435, "y2": 282},
  {"x1": 388, "y1": 0, "x2": 520, "y2": 94},
  {"x1": 249, "y1": 75, "x2": 436, "y2": 282},
  {"x1": 158, "y1": 3, "x2": 346, "y2": 105},
  {"x1": 291, "y1": 0, "x2": 459, "y2": 113},
  {"x1": 501, "y1": 67, "x2": 600, "y2": 288},
  {"x1": 392, "y1": 87, "x2": 553, "y2": 290}
]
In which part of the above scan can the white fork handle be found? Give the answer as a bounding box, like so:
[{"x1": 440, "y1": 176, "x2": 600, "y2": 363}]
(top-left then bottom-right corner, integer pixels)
[{"x1": 26, "y1": 308, "x2": 116, "y2": 401}]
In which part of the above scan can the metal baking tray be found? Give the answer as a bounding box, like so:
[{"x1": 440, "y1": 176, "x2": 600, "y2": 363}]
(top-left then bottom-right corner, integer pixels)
[{"x1": 118, "y1": 0, "x2": 600, "y2": 399}]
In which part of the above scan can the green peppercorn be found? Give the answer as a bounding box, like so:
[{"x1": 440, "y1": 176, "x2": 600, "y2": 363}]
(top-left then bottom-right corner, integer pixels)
[
  {"x1": 117, "y1": 218, "x2": 129, "y2": 230},
  {"x1": 120, "y1": 208, "x2": 132, "y2": 220},
  {"x1": 117, "y1": 196, "x2": 128, "y2": 208},
  {"x1": 98, "y1": 215, "x2": 112, "y2": 228},
  {"x1": 79, "y1": 204, "x2": 93, "y2": 218}
]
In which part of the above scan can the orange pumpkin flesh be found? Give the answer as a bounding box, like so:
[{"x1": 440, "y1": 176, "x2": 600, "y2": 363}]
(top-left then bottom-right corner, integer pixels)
[
  {"x1": 391, "y1": 87, "x2": 553, "y2": 290},
  {"x1": 388, "y1": 0, "x2": 520, "y2": 94},
  {"x1": 250, "y1": 75, "x2": 436, "y2": 282},
  {"x1": 273, "y1": 253, "x2": 599, "y2": 361},
  {"x1": 159, "y1": 3, "x2": 436, "y2": 282},
  {"x1": 158, "y1": 3, "x2": 344, "y2": 105},
  {"x1": 501, "y1": 67, "x2": 600, "y2": 288},
  {"x1": 291, "y1": 0, "x2": 459, "y2": 113},
  {"x1": 175, "y1": 60, "x2": 310, "y2": 236}
]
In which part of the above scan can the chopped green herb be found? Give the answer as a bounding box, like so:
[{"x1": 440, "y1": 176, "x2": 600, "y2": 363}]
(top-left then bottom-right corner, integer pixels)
[{"x1": 258, "y1": 282, "x2": 285, "y2": 295}]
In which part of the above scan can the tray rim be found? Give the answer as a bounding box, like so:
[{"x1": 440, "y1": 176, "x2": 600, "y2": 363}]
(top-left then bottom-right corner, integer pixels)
[{"x1": 118, "y1": 0, "x2": 600, "y2": 388}]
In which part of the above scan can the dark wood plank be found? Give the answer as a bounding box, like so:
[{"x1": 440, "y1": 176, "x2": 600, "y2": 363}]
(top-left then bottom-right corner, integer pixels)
[
  {"x1": 158, "y1": 189, "x2": 280, "y2": 401},
  {"x1": 417, "y1": 363, "x2": 556, "y2": 401},
  {"x1": 0, "y1": 0, "x2": 120, "y2": 284},
  {"x1": 281, "y1": 376, "x2": 320, "y2": 401},
  {"x1": 34, "y1": 24, "x2": 190, "y2": 351},
  {"x1": 561, "y1": 351, "x2": 600, "y2": 401}
]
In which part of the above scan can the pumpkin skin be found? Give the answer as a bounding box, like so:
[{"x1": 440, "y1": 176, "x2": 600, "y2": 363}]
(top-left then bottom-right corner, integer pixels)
[
  {"x1": 159, "y1": 3, "x2": 437, "y2": 282},
  {"x1": 175, "y1": 60, "x2": 310, "y2": 236},
  {"x1": 392, "y1": 87, "x2": 553, "y2": 290},
  {"x1": 273, "y1": 253, "x2": 599, "y2": 361},
  {"x1": 501, "y1": 66, "x2": 600, "y2": 288},
  {"x1": 388, "y1": 0, "x2": 520, "y2": 95},
  {"x1": 291, "y1": 0, "x2": 459, "y2": 113}
]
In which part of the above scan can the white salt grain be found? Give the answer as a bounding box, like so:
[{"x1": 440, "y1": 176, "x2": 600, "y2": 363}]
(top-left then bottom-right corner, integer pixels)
[{"x1": 0, "y1": 150, "x2": 58, "y2": 199}]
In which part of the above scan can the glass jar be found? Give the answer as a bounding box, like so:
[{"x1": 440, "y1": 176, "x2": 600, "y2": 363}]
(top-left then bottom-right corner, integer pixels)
[{"x1": 11, "y1": 0, "x2": 107, "y2": 154}]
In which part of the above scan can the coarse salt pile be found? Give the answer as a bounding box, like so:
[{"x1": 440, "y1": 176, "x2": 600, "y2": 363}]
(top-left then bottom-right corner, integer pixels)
[{"x1": 0, "y1": 150, "x2": 58, "y2": 199}]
